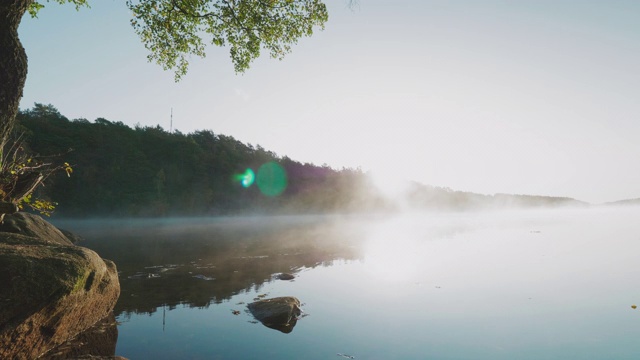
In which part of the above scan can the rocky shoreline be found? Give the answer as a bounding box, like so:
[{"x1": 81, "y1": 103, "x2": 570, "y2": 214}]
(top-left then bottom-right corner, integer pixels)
[{"x1": 0, "y1": 213, "x2": 121, "y2": 359}]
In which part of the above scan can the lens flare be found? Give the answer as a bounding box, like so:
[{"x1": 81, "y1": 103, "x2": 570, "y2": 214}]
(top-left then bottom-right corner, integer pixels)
[
  {"x1": 235, "y1": 168, "x2": 255, "y2": 188},
  {"x1": 257, "y1": 162, "x2": 287, "y2": 196}
]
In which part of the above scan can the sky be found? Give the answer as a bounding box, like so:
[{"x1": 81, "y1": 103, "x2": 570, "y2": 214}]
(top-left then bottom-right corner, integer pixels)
[{"x1": 17, "y1": 0, "x2": 640, "y2": 204}]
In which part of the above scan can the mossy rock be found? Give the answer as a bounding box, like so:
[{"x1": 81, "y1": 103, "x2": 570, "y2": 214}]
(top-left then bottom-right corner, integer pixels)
[{"x1": 0, "y1": 213, "x2": 120, "y2": 360}]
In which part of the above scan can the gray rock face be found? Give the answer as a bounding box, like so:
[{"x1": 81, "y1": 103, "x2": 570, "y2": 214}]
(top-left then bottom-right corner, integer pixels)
[
  {"x1": 0, "y1": 213, "x2": 120, "y2": 360},
  {"x1": 247, "y1": 296, "x2": 301, "y2": 333}
]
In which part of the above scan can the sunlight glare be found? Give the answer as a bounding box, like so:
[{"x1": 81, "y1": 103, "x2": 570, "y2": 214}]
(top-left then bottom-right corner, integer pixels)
[
  {"x1": 362, "y1": 217, "x2": 430, "y2": 283},
  {"x1": 369, "y1": 170, "x2": 410, "y2": 199}
]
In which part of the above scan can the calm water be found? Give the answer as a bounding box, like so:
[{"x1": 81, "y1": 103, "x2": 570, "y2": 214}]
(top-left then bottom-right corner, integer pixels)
[{"x1": 56, "y1": 207, "x2": 640, "y2": 359}]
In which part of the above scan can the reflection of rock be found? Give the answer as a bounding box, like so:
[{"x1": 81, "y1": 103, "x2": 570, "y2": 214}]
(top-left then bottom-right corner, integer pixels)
[
  {"x1": 0, "y1": 213, "x2": 120, "y2": 360},
  {"x1": 247, "y1": 297, "x2": 301, "y2": 333},
  {"x1": 276, "y1": 273, "x2": 295, "y2": 280},
  {"x1": 41, "y1": 312, "x2": 125, "y2": 359}
]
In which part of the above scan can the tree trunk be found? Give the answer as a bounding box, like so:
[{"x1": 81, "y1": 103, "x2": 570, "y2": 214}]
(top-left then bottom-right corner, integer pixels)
[{"x1": 0, "y1": 0, "x2": 31, "y2": 142}]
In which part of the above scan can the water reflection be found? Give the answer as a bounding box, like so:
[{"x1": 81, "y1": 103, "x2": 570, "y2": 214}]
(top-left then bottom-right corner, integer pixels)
[
  {"x1": 43, "y1": 313, "x2": 118, "y2": 359},
  {"x1": 53, "y1": 208, "x2": 640, "y2": 359},
  {"x1": 56, "y1": 215, "x2": 370, "y2": 316}
]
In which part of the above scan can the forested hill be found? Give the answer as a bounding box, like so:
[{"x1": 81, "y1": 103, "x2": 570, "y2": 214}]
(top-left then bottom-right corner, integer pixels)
[
  {"x1": 17, "y1": 104, "x2": 381, "y2": 217},
  {"x1": 17, "y1": 104, "x2": 587, "y2": 218}
]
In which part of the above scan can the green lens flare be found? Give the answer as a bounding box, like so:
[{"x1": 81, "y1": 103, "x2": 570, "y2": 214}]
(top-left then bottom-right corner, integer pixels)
[
  {"x1": 256, "y1": 162, "x2": 287, "y2": 196},
  {"x1": 235, "y1": 168, "x2": 255, "y2": 188}
]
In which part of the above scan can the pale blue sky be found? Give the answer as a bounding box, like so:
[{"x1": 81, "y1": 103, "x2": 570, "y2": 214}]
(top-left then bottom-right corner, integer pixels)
[{"x1": 18, "y1": 0, "x2": 640, "y2": 204}]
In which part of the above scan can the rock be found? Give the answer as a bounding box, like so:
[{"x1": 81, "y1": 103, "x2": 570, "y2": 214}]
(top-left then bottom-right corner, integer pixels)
[
  {"x1": 0, "y1": 212, "x2": 74, "y2": 246},
  {"x1": 276, "y1": 273, "x2": 295, "y2": 280},
  {"x1": 0, "y1": 213, "x2": 120, "y2": 360},
  {"x1": 247, "y1": 296, "x2": 301, "y2": 333},
  {"x1": 58, "y1": 227, "x2": 85, "y2": 244}
]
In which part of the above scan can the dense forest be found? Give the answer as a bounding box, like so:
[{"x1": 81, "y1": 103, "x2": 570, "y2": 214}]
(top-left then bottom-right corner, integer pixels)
[{"x1": 16, "y1": 104, "x2": 586, "y2": 218}]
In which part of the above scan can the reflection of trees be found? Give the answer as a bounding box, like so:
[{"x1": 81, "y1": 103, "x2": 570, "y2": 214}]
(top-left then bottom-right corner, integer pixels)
[{"x1": 62, "y1": 217, "x2": 366, "y2": 316}]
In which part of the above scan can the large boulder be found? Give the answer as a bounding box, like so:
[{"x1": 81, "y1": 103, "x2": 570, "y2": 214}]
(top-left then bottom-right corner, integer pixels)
[
  {"x1": 0, "y1": 213, "x2": 120, "y2": 360},
  {"x1": 247, "y1": 296, "x2": 301, "y2": 333}
]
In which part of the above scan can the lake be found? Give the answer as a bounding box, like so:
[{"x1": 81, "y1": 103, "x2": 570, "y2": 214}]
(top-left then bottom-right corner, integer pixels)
[{"x1": 54, "y1": 207, "x2": 640, "y2": 359}]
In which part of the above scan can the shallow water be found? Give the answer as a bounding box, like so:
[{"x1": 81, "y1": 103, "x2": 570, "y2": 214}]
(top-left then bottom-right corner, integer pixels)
[{"x1": 57, "y1": 207, "x2": 640, "y2": 359}]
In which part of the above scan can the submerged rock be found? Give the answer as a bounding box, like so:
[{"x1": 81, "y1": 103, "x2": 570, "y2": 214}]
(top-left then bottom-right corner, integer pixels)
[
  {"x1": 0, "y1": 213, "x2": 120, "y2": 360},
  {"x1": 276, "y1": 273, "x2": 295, "y2": 280},
  {"x1": 247, "y1": 296, "x2": 301, "y2": 333}
]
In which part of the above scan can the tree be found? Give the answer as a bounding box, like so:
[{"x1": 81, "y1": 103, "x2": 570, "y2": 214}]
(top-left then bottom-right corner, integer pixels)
[
  {"x1": 129, "y1": 0, "x2": 328, "y2": 80},
  {"x1": 0, "y1": 0, "x2": 88, "y2": 145},
  {"x1": 0, "y1": 0, "x2": 328, "y2": 208}
]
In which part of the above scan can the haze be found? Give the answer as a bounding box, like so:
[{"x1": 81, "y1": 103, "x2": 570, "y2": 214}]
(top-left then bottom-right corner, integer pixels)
[{"x1": 18, "y1": 0, "x2": 640, "y2": 204}]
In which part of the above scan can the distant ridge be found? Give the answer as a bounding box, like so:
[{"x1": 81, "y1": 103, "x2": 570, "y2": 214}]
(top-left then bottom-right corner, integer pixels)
[
  {"x1": 602, "y1": 198, "x2": 640, "y2": 206},
  {"x1": 401, "y1": 182, "x2": 588, "y2": 211}
]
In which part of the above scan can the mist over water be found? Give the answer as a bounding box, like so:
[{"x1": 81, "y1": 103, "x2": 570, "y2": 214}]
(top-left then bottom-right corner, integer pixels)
[{"x1": 55, "y1": 206, "x2": 640, "y2": 359}]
